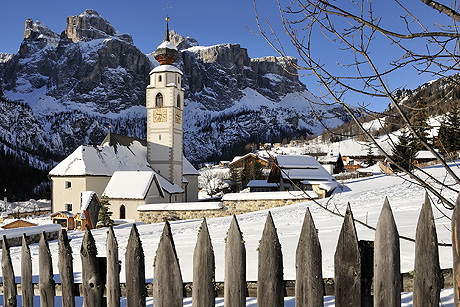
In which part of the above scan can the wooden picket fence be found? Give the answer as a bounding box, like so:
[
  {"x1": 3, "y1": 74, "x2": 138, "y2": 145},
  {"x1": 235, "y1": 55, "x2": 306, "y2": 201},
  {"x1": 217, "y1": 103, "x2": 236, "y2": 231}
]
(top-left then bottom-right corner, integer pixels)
[{"x1": 1, "y1": 193, "x2": 460, "y2": 306}]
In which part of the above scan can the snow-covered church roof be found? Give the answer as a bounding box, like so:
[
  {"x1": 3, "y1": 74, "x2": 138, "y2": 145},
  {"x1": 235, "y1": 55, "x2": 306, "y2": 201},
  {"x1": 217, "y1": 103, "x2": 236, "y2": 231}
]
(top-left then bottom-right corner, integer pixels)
[{"x1": 49, "y1": 132, "x2": 197, "y2": 178}]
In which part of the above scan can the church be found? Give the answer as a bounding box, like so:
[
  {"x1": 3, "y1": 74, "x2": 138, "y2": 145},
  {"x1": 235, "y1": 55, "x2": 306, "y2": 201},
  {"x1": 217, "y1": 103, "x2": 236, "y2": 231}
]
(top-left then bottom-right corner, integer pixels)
[{"x1": 49, "y1": 18, "x2": 199, "y2": 220}]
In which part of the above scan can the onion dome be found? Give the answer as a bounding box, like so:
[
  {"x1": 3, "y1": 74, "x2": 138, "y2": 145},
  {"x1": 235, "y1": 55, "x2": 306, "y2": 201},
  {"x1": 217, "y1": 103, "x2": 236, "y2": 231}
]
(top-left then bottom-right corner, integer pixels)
[{"x1": 153, "y1": 17, "x2": 179, "y2": 65}]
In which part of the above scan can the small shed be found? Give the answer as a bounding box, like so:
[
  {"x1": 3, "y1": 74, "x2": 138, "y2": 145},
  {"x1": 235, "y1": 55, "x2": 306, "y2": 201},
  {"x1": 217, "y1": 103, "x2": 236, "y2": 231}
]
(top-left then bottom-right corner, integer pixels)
[
  {"x1": 81, "y1": 191, "x2": 101, "y2": 229},
  {"x1": 2, "y1": 220, "x2": 38, "y2": 229},
  {"x1": 51, "y1": 211, "x2": 75, "y2": 230},
  {"x1": 73, "y1": 212, "x2": 88, "y2": 231}
]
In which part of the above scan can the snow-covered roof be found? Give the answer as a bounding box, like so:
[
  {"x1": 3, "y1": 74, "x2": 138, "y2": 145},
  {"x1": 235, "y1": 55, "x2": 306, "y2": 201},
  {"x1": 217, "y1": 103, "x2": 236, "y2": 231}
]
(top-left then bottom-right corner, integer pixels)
[
  {"x1": 230, "y1": 153, "x2": 269, "y2": 165},
  {"x1": 150, "y1": 64, "x2": 183, "y2": 75},
  {"x1": 416, "y1": 150, "x2": 438, "y2": 159},
  {"x1": 81, "y1": 191, "x2": 97, "y2": 210},
  {"x1": 137, "y1": 202, "x2": 223, "y2": 211},
  {"x1": 49, "y1": 142, "x2": 151, "y2": 176},
  {"x1": 277, "y1": 155, "x2": 335, "y2": 181},
  {"x1": 155, "y1": 173, "x2": 184, "y2": 194},
  {"x1": 183, "y1": 157, "x2": 199, "y2": 175},
  {"x1": 222, "y1": 190, "x2": 318, "y2": 201},
  {"x1": 246, "y1": 180, "x2": 279, "y2": 188},
  {"x1": 51, "y1": 211, "x2": 74, "y2": 218},
  {"x1": 157, "y1": 40, "x2": 178, "y2": 51},
  {"x1": 0, "y1": 224, "x2": 61, "y2": 239},
  {"x1": 104, "y1": 171, "x2": 155, "y2": 199}
]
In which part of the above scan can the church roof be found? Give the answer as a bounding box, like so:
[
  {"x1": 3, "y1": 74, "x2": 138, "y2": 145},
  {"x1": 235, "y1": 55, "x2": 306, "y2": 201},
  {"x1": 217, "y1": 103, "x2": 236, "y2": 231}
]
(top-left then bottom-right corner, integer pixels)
[{"x1": 49, "y1": 141, "x2": 151, "y2": 177}]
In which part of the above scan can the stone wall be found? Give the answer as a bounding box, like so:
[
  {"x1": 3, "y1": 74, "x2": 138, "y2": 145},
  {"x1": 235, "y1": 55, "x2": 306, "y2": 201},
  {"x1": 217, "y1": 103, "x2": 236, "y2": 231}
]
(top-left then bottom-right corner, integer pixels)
[
  {"x1": 0, "y1": 230, "x2": 59, "y2": 248},
  {"x1": 138, "y1": 198, "x2": 307, "y2": 223}
]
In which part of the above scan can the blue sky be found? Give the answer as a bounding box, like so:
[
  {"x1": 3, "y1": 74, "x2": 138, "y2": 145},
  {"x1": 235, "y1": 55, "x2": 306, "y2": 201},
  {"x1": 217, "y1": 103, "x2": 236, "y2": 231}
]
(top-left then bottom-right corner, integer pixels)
[
  {"x1": 0, "y1": 0, "x2": 281, "y2": 58},
  {"x1": 0, "y1": 0, "x2": 454, "y2": 112}
]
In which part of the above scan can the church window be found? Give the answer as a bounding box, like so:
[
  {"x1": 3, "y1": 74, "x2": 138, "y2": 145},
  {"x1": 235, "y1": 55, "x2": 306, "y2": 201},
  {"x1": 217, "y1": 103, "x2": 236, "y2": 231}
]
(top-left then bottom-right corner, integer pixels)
[
  {"x1": 66, "y1": 203, "x2": 73, "y2": 211},
  {"x1": 65, "y1": 181, "x2": 72, "y2": 189},
  {"x1": 155, "y1": 93, "x2": 163, "y2": 107},
  {"x1": 158, "y1": 75, "x2": 162, "y2": 82},
  {"x1": 120, "y1": 204, "x2": 126, "y2": 219},
  {"x1": 159, "y1": 135, "x2": 162, "y2": 140},
  {"x1": 178, "y1": 76, "x2": 180, "y2": 85},
  {"x1": 177, "y1": 95, "x2": 181, "y2": 108}
]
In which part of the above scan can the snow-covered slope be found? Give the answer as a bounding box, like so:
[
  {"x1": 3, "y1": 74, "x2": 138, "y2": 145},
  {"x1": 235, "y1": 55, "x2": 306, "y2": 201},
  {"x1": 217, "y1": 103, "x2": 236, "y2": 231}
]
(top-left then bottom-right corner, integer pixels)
[{"x1": 1, "y1": 160, "x2": 456, "y2": 306}]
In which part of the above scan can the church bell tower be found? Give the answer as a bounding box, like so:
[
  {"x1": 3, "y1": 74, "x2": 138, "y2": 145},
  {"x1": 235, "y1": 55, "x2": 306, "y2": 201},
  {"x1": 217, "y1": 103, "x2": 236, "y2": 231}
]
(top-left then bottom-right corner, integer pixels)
[{"x1": 146, "y1": 17, "x2": 184, "y2": 187}]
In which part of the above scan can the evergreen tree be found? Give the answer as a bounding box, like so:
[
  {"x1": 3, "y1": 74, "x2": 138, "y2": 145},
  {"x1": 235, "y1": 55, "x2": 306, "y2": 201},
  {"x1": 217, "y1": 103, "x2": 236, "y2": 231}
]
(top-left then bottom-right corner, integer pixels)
[
  {"x1": 97, "y1": 196, "x2": 114, "y2": 228},
  {"x1": 392, "y1": 128, "x2": 417, "y2": 172},
  {"x1": 229, "y1": 167, "x2": 241, "y2": 193},
  {"x1": 441, "y1": 101, "x2": 460, "y2": 153},
  {"x1": 366, "y1": 146, "x2": 376, "y2": 166}
]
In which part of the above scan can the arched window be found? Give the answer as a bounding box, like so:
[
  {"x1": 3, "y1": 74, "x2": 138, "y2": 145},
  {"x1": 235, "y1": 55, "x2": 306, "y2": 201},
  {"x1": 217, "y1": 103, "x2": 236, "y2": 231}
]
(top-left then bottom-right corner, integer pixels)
[
  {"x1": 158, "y1": 75, "x2": 162, "y2": 82},
  {"x1": 176, "y1": 94, "x2": 181, "y2": 108},
  {"x1": 120, "y1": 204, "x2": 126, "y2": 219},
  {"x1": 155, "y1": 93, "x2": 163, "y2": 107},
  {"x1": 177, "y1": 76, "x2": 180, "y2": 85}
]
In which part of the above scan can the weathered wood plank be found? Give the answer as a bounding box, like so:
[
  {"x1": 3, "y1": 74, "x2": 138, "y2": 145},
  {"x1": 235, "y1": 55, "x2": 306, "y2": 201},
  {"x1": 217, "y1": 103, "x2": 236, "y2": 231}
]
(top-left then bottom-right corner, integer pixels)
[
  {"x1": 334, "y1": 203, "x2": 361, "y2": 307},
  {"x1": 295, "y1": 207, "x2": 323, "y2": 307},
  {"x1": 258, "y1": 211, "x2": 284, "y2": 307},
  {"x1": 224, "y1": 215, "x2": 246, "y2": 307},
  {"x1": 58, "y1": 229, "x2": 75, "y2": 307},
  {"x1": 192, "y1": 218, "x2": 215, "y2": 307},
  {"x1": 107, "y1": 226, "x2": 121, "y2": 307},
  {"x1": 21, "y1": 234, "x2": 33, "y2": 307},
  {"x1": 2, "y1": 235, "x2": 17, "y2": 307},
  {"x1": 39, "y1": 231, "x2": 55, "y2": 307},
  {"x1": 153, "y1": 221, "x2": 183, "y2": 307},
  {"x1": 413, "y1": 193, "x2": 442, "y2": 306},
  {"x1": 125, "y1": 224, "x2": 145, "y2": 307},
  {"x1": 374, "y1": 197, "x2": 401, "y2": 306},
  {"x1": 453, "y1": 192, "x2": 460, "y2": 306},
  {"x1": 80, "y1": 227, "x2": 103, "y2": 306}
]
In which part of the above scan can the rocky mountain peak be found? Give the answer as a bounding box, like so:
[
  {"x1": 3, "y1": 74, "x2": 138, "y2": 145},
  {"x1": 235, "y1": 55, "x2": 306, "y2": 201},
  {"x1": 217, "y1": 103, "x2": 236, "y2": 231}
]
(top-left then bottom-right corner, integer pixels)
[
  {"x1": 64, "y1": 9, "x2": 133, "y2": 44},
  {"x1": 169, "y1": 30, "x2": 199, "y2": 50},
  {"x1": 23, "y1": 18, "x2": 59, "y2": 43}
]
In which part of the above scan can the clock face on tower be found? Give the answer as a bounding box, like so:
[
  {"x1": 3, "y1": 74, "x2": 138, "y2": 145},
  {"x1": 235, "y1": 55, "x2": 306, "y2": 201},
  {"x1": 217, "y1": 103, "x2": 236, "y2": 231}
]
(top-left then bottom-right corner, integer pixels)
[{"x1": 153, "y1": 108, "x2": 167, "y2": 123}]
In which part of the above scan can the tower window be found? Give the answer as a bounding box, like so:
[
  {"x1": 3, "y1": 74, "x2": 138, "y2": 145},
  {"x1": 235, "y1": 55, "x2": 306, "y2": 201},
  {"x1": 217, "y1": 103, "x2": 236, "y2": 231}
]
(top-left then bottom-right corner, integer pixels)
[
  {"x1": 66, "y1": 203, "x2": 73, "y2": 211},
  {"x1": 177, "y1": 95, "x2": 181, "y2": 108},
  {"x1": 155, "y1": 93, "x2": 163, "y2": 107},
  {"x1": 178, "y1": 76, "x2": 180, "y2": 85},
  {"x1": 158, "y1": 75, "x2": 162, "y2": 82},
  {"x1": 65, "y1": 181, "x2": 72, "y2": 189}
]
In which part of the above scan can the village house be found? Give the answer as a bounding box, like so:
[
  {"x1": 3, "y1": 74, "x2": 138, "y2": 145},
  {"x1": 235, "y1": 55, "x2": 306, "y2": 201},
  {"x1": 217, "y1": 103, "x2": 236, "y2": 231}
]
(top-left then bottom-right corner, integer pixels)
[
  {"x1": 49, "y1": 19, "x2": 199, "y2": 221},
  {"x1": 267, "y1": 155, "x2": 338, "y2": 197}
]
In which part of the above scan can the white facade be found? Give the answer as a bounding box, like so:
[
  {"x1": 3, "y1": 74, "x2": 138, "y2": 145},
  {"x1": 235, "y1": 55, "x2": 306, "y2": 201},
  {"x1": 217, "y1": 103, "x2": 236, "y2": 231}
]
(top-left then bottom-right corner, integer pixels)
[{"x1": 146, "y1": 65, "x2": 185, "y2": 189}]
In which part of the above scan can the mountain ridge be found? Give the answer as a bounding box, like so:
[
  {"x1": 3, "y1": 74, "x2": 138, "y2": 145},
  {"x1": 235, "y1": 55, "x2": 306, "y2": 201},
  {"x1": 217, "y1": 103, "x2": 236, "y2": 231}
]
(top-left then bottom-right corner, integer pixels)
[{"x1": 0, "y1": 9, "x2": 348, "y2": 199}]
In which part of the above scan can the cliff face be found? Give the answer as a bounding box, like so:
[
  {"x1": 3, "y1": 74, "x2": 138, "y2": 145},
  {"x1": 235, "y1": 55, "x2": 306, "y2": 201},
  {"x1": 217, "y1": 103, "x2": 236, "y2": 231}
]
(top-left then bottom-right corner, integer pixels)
[{"x1": 0, "y1": 10, "x2": 346, "y2": 169}]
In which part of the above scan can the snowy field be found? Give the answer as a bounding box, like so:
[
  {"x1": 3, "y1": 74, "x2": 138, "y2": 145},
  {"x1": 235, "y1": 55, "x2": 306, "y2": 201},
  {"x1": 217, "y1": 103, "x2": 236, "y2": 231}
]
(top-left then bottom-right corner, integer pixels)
[{"x1": 1, "y1": 162, "x2": 459, "y2": 306}]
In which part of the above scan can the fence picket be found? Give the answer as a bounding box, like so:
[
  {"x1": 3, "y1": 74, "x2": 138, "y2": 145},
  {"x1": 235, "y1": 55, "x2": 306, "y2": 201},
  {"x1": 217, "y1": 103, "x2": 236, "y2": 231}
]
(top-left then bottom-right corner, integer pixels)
[
  {"x1": 413, "y1": 193, "x2": 442, "y2": 306},
  {"x1": 2, "y1": 235, "x2": 17, "y2": 307},
  {"x1": 452, "y1": 192, "x2": 460, "y2": 306},
  {"x1": 295, "y1": 207, "x2": 323, "y2": 307},
  {"x1": 192, "y1": 218, "x2": 215, "y2": 307},
  {"x1": 224, "y1": 215, "x2": 246, "y2": 307},
  {"x1": 39, "y1": 231, "x2": 55, "y2": 307},
  {"x1": 21, "y1": 234, "x2": 33, "y2": 307},
  {"x1": 257, "y1": 212, "x2": 284, "y2": 306},
  {"x1": 153, "y1": 221, "x2": 183, "y2": 307},
  {"x1": 334, "y1": 203, "x2": 361, "y2": 307},
  {"x1": 125, "y1": 224, "x2": 145, "y2": 307},
  {"x1": 374, "y1": 197, "x2": 401, "y2": 306},
  {"x1": 107, "y1": 226, "x2": 121, "y2": 307},
  {"x1": 80, "y1": 227, "x2": 103, "y2": 306},
  {"x1": 58, "y1": 229, "x2": 75, "y2": 307}
]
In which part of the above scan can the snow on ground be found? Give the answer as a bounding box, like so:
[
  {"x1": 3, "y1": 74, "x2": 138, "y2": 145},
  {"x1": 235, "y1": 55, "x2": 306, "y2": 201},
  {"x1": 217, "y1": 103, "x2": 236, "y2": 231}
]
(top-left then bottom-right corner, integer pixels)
[{"x1": 1, "y1": 162, "x2": 459, "y2": 306}]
